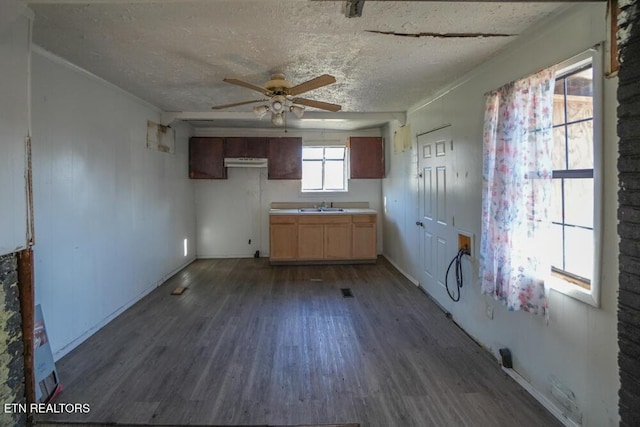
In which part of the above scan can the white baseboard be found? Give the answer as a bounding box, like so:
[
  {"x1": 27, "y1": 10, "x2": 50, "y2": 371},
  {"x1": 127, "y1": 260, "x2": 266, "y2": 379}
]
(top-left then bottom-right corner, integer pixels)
[
  {"x1": 382, "y1": 254, "x2": 419, "y2": 286},
  {"x1": 53, "y1": 257, "x2": 196, "y2": 360},
  {"x1": 501, "y1": 367, "x2": 581, "y2": 427},
  {"x1": 381, "y1": 252, "x2": 578, "y2": 427},
  {"x1": 155, "y1": 256, "x2": 197, "y2": 287},
  {"x1": 196, "y1": 254, "x2": 257, "y2": 259}
]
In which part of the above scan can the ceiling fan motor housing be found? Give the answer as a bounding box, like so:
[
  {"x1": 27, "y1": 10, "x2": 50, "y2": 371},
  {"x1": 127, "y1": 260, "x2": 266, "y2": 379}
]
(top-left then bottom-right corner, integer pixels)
[{"x1": 264, "y1": 74, "x2": 292, "y2": 93}]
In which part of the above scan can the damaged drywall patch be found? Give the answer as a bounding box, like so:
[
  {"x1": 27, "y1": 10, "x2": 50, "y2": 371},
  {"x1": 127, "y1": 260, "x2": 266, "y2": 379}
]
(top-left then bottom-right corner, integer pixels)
[
  {"x1": 618, "y1": 0, "x2": 638, "y2": 47},
  {"x1": 0, "y1": 253, "x2": 25, "y2": 427},
  {"x1": 366, "y1": 30, "x2": 515, "y2": 39},
  {"x1": 618, "y1": 1, "x2": 640, "y2": 426}
]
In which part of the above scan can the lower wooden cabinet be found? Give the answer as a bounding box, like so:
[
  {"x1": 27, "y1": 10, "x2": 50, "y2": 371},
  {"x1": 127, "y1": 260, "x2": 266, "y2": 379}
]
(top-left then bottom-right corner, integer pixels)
[
  {"x1": 269, "y1": 213, "x2": 376, "y2": 263},
  {"x1": 269, "y1": 216, "x2": 298, "y2": 260},
  {"x1": 325, "y1": 222, "x2": 352, "y2": 259},
  {"x1": 298, "y1": 224, "x2": 324, "y2": 260},
  {"x1": 352, "y1": 215, "x2": 377, "y2": 259}
]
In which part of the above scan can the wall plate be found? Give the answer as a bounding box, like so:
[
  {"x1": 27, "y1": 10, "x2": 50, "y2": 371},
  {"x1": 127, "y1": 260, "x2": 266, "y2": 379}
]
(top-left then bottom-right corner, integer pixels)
[{"x1": 457, "y1": 230, "x2": 474, "y2": 258}]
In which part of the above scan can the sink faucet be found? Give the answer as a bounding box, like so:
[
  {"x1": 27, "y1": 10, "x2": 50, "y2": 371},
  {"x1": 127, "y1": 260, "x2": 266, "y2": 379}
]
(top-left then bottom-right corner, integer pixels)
[{"x1": 319, "y1": 200, "x2": 327, "y2": 208}]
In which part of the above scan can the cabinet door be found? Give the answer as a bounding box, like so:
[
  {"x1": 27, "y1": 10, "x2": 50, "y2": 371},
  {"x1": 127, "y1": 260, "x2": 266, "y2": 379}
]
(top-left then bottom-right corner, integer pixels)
[
  {"x1": 246, "y1": 137, "x2": 268, "y2": 158},
  {"x1": 298, "y1": 224, "x2": 324, "y2": 260},
  {"x1": 352, "y1": 222, "x2": 377, "y2": 259},
  {"x1": 189, "y1": 137, "x2": 226, "y2": 179},
  {"x1": 349, "y1": 137, "x2": 384, "y2": 179},
  {"x1": 268, "y1": 137, "x2": 302, "y2": 179},
  {"x1": 325, "y1": 223, "x2": 352, "y2": 259},
  {"x1": 225, "y1": 137, "x2": 267, "y2": 158},
  {"x1": 270, "y1": 220, "x2": 298, "y2": 260}
]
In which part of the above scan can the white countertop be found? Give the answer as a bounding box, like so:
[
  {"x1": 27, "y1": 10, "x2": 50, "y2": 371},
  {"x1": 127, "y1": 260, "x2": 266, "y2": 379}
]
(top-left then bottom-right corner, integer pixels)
[{"x1": 269, "y1": 208, "x2": 377, "y2": 215}]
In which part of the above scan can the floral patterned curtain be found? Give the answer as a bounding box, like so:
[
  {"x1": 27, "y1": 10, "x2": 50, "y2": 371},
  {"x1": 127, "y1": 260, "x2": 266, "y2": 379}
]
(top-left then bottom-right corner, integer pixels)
[{"x1": 480, "y1": 67, "x2": 556, "y2": 315}]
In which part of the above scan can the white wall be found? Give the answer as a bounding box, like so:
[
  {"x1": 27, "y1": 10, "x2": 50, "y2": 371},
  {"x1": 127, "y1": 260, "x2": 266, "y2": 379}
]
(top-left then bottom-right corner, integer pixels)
[
  {"x1": 382, "y1": 4, "x2": 618, "y2": 427},
  {"x1": 31, "y1": 48, "x2": 197, "y2": 359},
  {"x1": 0, "y1": 10, "x2": 31, "y2": 256},
  {"x1": 193, "y1": 128, "x2": 383, "y2": 258}
]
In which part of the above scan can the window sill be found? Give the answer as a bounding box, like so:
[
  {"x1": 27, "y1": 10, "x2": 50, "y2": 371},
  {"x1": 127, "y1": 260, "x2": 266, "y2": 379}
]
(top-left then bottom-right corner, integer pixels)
[
  {"x1": 300, "y1": 190, "x2": 349, "y2": 194},
  {"x1": 545, "y1": 275, "x2": 599, "y2": 308}
]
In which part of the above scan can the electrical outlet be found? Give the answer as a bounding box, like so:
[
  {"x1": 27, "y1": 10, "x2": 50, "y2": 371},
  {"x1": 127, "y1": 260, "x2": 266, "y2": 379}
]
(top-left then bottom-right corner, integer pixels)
[{"x1": 486, "y1": 303, "x2": 494, "y2": 320}]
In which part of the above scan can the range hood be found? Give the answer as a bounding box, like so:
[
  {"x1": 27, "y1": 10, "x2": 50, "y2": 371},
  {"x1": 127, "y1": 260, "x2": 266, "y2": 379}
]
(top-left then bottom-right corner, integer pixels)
[{"x1": 224, "y1": 157, "x2": 268, "y2": 168}]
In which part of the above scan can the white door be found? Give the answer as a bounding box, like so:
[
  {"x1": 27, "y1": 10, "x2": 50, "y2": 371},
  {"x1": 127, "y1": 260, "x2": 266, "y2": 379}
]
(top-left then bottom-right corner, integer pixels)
[{"x1": 417, "y1": 127, "x2": 456, "y2": 310}]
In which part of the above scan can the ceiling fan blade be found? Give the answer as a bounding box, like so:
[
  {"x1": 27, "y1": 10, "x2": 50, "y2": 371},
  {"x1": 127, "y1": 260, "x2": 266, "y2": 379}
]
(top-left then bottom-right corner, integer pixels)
[
  {"x1": 211, "y1": 99, "x2": 269, "y2": 110},
  {"x1": 287, "y1": 74, "x2": 336, "y2": 96},
  {"x1": 223, "y1": 78, "x2": 272, "y2": 96},
  {"x1": 292, "y1": 98, "x2": 342, "y2": 112}
]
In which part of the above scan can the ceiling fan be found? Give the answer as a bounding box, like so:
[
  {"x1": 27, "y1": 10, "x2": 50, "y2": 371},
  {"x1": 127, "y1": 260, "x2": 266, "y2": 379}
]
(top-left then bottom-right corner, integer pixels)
[{"x1": 211, "y1": 73, "x2": 341, "y2": 126}]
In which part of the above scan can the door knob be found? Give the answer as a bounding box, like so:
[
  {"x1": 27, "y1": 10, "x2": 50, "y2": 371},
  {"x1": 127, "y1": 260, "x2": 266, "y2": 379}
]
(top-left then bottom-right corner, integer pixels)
[{"x1": 416, "y1": 221, "x2": 423, "y2": 227}]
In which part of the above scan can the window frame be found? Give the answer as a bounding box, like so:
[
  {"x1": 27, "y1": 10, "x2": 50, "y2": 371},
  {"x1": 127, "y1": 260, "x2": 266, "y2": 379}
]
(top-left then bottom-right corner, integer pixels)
[
  {"x1": 301, "y1": 144, "x2": 349, "y2": 193},
  {"x1": 546, "y1": 47, "x2": 603, "y2": 308}
]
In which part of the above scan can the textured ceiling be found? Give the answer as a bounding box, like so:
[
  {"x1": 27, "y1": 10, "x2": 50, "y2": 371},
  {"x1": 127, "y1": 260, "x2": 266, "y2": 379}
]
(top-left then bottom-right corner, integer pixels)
[{"x1": 28, "y1": 0, "x2": 565, "y2": 128}]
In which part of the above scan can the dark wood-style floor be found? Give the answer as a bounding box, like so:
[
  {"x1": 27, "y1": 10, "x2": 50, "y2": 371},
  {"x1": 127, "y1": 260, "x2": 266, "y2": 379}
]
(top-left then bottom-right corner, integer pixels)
[{"x1": 36, "y1": 258, "x2": 560, "y2": 427}]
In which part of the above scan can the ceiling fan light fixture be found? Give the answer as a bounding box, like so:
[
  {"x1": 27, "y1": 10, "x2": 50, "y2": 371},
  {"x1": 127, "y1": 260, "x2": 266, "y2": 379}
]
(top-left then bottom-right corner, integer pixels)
[
  {"x1": 271, "y1": 112, "x2": 285, "y2": 126},
  {"x1": 271, "y1": 95, "x2": 286, "y2": 113},
  {"x1": 253, "y1": 105, "x2": 270, "y2": 119},
  {"x1": 289, "y1": 105, "x2": 305, "y2": 118}
]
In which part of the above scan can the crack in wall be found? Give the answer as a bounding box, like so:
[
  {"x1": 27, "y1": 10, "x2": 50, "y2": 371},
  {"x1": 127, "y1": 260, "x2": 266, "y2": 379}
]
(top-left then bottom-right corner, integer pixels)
[{"x1": 366, "y1": 30, "x2": 516, "y2": 38}]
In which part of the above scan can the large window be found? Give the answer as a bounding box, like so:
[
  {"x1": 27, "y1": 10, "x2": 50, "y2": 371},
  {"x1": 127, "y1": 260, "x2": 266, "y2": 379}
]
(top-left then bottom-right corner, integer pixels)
[
  {"x1": 480, "y1": 49, "x2": 602, "y2": 310},
  {"x1": 546, "y1": 49, "x2": 603, "y2": 307},
  {"x1": 301, "y1": 146, "x2": 347, "y2": 191},
  {"x1": 550, "y1": 62, "x2": 595, "y2": 289}
]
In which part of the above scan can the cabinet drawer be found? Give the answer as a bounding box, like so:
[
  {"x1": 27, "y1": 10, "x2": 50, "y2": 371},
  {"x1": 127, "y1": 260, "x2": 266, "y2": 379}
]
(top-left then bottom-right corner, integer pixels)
[
  {"x1": 298, "y1": 215, "x2": 351, "y2": 224},
  {"x1": 270, "y1": 215, "x2": 298, "y2": 224},
  {"x1": 352, "y1": 214, "x2": 376, "y2": 223}
]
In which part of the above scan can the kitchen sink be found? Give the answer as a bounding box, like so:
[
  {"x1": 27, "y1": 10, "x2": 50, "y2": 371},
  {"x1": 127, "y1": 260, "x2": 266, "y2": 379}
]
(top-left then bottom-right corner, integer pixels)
[{"x1": 298, "y1": 207, "x2": 345, "y2": 212}]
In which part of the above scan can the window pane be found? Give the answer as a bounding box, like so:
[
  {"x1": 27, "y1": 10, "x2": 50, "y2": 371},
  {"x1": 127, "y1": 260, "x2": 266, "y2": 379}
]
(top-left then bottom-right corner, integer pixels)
[
  {"x1": 564, "y1": 226, "x2": 593, "y2": 281},
  {"x1": 549, "y1": 223, "x2": 564, "y2": 271},
  {"x1": 564, "y1": 178, "x2": 594, "y2": 229},
  {"x1": 302, "y1": 147, "x2": 323, "y2": 160},
  {"x1": 566, "y1": 68, "x2": 593, "y2": 123},
  {"x1": 550, "y1": 179, "x2": 563, "y2": 224},
  {"x1": 553, "y1": 80, "x2": 565, "y2": 126},
  {"x1": 567, "y1": 120, "x2": 593, "y2": 169},
  {"x1": 302, "y1": 161, "x2": 323, "y2": 190},
  {"x1": 324, "y1": 160, "x2": 345, "y2": 190},
  {"x1": 567, "y1": 68, "x2": 593, "y2": 96},
  {"x1": 552, "y1": 126, "x2": 567, "y2": 170},
  {"x1": 325, "y1": 147, "x2": 345, "y2": 160}
]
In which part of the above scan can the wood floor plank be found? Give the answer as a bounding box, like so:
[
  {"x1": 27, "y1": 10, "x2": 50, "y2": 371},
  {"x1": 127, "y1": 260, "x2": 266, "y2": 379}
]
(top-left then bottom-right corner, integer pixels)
[{"x1": 35, "y1": 257, "x2": 560, "y2": 427}]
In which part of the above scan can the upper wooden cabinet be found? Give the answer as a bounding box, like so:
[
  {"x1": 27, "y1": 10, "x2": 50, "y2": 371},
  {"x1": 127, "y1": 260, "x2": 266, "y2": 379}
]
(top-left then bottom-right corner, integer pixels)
[
  {"x1": 349, "y1": 136, "x2": 384, "y2": 179},
  {"x1": 268, "y1": 137, "x2": 302, "y2": 180},
  {"x1": 189, "y1": 136, "x2": 301, "y2": 180},
  {"x1": 224, "y1": 137, "x2": 268, "y2": 158},
  {"x1": 189, "y1": 137, "x2": 226, "y2": 179}
]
